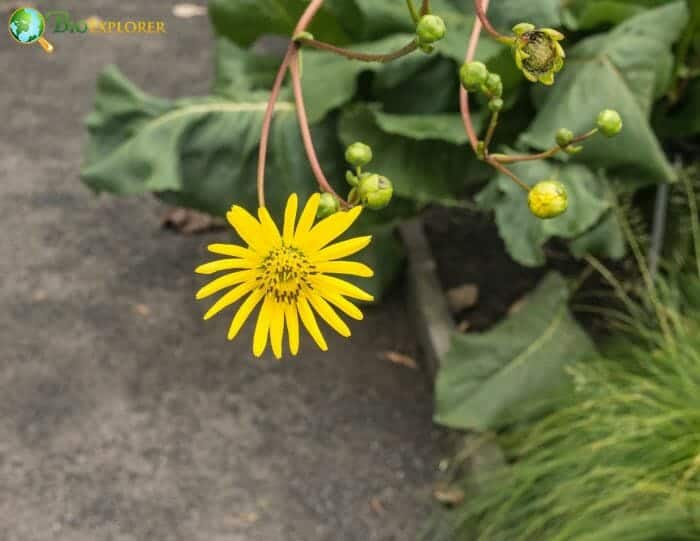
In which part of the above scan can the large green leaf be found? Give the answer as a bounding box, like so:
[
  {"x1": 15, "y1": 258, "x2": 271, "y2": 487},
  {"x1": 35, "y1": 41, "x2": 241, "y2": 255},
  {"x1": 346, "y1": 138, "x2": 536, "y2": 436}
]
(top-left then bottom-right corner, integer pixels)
[
  {"x1": 82, "y1": 66, "x2": 332, "y2": 218},
  {"x1": 520, "y1": 2, "x2": 688, "y2": 185},
  {"x1": 300, "y1": 33, "x2": 423, "y2": 123},
  {"x1": 476, "y1": 159, "x2": 611, "y2": 266},
  {"x1": 212, "y1": 38, "x2": 288, "y2": 99},
  {"x1": 434, "y1": 272, "x2": 595, "y2": 431},
  {"x1": 562, "y1": 0, "x2": 672, "y2": 30},
  {"x1": 339, "y1": 105, "x2": 481, "y2": 203},
  {"x1": 208, "y1": 0, "x2": 358, "y2": 47},
  {"x1": 487, "y1": 0, "x2": 563, "y2": 31}
]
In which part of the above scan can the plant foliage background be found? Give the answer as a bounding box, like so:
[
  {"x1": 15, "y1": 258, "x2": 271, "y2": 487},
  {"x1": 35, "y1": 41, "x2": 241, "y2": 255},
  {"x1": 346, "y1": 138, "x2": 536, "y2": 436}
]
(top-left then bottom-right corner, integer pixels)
[{"x1": 82, "y1": 0, "x2": 697, "y2": 298}]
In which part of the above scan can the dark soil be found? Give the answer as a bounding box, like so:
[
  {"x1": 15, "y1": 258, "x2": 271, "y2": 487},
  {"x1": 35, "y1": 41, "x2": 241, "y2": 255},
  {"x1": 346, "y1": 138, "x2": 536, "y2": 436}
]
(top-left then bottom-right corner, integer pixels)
[{"x1": 422, "y1": 205, "x2": 624, "y2": 337}]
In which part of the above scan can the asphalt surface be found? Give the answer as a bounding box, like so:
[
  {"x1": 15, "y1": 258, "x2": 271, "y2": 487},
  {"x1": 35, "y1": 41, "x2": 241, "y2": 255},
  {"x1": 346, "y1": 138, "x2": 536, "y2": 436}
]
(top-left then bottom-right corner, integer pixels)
[{"x1": 0, "y1": 1, "x2": 438, "y2": 539}]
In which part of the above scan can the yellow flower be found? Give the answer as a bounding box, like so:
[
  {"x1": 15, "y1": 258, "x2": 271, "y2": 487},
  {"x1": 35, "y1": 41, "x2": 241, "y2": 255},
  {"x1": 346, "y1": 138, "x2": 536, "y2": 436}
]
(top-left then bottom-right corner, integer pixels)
[
  {"x1": 195, "y1": 193, "x2": 374, "y2": 359},
  {"x1": 511, "y1": 24, "x2": 565, "y2": 86}
]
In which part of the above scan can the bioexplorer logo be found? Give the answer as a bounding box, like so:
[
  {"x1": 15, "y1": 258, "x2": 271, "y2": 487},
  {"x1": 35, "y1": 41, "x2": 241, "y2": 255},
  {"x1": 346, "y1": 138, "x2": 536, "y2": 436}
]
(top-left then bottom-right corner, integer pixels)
[{"x1": 8, "y1": 7, "x2": 166, "y2": 54}]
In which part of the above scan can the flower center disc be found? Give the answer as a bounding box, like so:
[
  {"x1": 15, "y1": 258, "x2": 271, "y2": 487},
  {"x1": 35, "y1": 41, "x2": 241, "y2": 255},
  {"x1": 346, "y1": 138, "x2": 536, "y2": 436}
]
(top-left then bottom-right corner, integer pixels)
[
  {"x1": 259, "y1": 245, "x2": 316, "y2": 304},
  {"x1": 521, "y1": 31, "x2": 556, "y2": 74}
]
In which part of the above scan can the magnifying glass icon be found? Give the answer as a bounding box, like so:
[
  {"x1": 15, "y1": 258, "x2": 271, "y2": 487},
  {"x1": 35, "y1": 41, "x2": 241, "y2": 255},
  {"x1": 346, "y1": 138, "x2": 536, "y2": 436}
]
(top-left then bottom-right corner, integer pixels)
[{"x1": 8, "y1": 7, "x2": 54, "y2": 53}]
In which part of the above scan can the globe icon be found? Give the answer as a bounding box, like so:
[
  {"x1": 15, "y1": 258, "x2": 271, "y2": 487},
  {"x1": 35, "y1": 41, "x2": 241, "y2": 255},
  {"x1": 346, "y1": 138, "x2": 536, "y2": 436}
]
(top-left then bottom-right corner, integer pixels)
[
  {"x1": 8, "y1": 7, "x2": 53, "y2": 52},
  {"x1": 9, "y1": 7, "x2": 45, "y2": 43}
]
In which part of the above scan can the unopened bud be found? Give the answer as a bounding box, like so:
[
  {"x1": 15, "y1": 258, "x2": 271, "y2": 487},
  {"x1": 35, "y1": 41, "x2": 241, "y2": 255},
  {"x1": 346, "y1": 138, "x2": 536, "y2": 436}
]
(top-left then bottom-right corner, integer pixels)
[
  {"x1": 357, "y1": 174, "x2": 393, "y2": 210},
  {"x1": 317, "y1": 192, "x2": 340, "y2": 219},
  {"x1": 416, "y1": 14, "x2": 446, "y2": 45},
  {"x1": 345, "y1": 142, "x2": 373, "y2": 167},
  {"x1": 460, "y1": 61, "x2": 489, "y2": 91},
  {"x1": 528, "y1": 180, "x2": 568, "y2": 219},
  {"x1": 596, "y1": 109, "x2": 622, "y2": 137},
  {"x1": 555, "y1": 128, "x2": 574, "y2": 147}
]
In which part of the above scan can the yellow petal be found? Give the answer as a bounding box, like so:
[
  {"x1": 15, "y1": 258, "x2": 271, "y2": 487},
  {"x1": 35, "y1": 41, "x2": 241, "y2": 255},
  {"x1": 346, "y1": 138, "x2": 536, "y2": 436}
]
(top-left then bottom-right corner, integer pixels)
[
  {"x1": 302, "y1": 206, "x2": 362, "y2": 252},
  {"x1": 317, "y1": 260, "x2": 374, "y2": 277},
  {"x1": 226, "y1": 206, "x2": 268, "y2": 253},
  {"x1": 285, "y1": 303, "x2": 300, "y2": 355},
  {"x1": 283, "y1": 194, "x2": 298, "y2": 244},
  {"x1": 539, "y1": 72, "x2": 554, "y2": 85},
  {"x1": 306, "y1": 290, "x2": 351, "y2": 338},
  {"x1": 313, "y1": 235, "x2": 372, "y2": 262},
  {"x1": 269, "y1": 303, "x2": 285, "y2": 360},
  {"x1": 297, "y1": 294, "x2": 328, "y2": 351},
  {"x1": 195, "y1": 258, "x2": 255, "y2": 275},
  {"x1": 258, "y1": 207, "x2": 282, "y2": 246},
  {"x1": 555, "y1": 41, "x2": 566, "y2": 59},
  {"x1": 196, "y1": 270, "x2": 256, "y2": 299},
  {"x1": 228, "y1": 289, "x2": 264, "y2": 341},
  {"x1": 203, "y1": 281, "x2": 256, "y2": 320},
  {"x1": 311, "y1": 275, "x2": 374, "y2": 302},
  {"x1": 253, "y1": 296, "x2": 273, "y2": 357},
  {"x1": 321, "y1": 291, "x2": 364, "y2": 321},
  {"x1": 294, "y1": 193, "x2": 321, "y2": 243},
  {"x1": 207, "y1": 243, "x2": 255, "y2": 259},
  {"x1": 523, "y1": 69, "x2": 538, "y2": 83}
]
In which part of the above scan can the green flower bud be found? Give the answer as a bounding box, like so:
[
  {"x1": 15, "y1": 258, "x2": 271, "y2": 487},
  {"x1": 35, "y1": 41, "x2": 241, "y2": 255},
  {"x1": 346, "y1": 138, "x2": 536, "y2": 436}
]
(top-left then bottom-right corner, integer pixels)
[
  {"x1": 348, "y1": 187, "x2": 359, "y2": 205},
  {"x1": 483, "y1": 72, "x2": 503, "y2": 97},
  {"x1": 528, "y1": 180, "x2": 568, "y2": 219},
  {"x1": 346, "y1": 170, "x2": 359, "y2": 187},
  {"x1": 419, "y1": 43, "x2": 435, "y2": 54},
  {"x1": 564, "y1": 144, "x2": 583, "y2": 155},
  {"x1": 357, "y1": 174, "x2": 393, "y2": 210},
  {"x1": 555, "y1": 128, "x2": 574, "y2": 147},
  {"x1": 345, "y1": 142, "x2": 373, "y2": 167},
  {"x1": 511, "y1": 25, "x2": 565, "y2": 85},
  {"x1": 317, "y1": 192, "x2": 340, "y2": 219},
  {"x1": 596, "y1": 109, "x2": 623, "y2": 137},
  {"x1": 416, "y1": 14, "x2": 446, "y2": 45},
  {"x1": 460, "y1": 61, "x2": 489, "y2": 91},
  {"x1": 488, "y1": 97, "x2": 504, "y2": 113}
]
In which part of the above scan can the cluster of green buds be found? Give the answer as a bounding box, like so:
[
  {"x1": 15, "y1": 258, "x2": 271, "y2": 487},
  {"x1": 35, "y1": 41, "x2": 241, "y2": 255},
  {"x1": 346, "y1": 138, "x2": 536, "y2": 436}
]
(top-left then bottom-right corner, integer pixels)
[
  {"x1": 416, "y1": 14, "x2": 446, "y2": 53},
  {"x1": 507, "y1": 23, "x2": 565, "y2": 86},
  {"x1": 527, "y1": 109, "x2": 623, "y2": 220},
  {"x1": 460, "y1": 61, "x2": 503, "y2": 109},
  {"x1": 316, "y1": 142, "x2": 394, "y2": 218}
]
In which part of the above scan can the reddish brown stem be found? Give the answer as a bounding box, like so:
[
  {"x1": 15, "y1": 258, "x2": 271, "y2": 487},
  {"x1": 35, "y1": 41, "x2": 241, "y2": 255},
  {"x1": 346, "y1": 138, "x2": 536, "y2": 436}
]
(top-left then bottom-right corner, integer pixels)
[
  {"x1": 256, "y1": 0, "x2": 327, "y2": 208},
  {"x1": 296, "y1": 38, "x2": 418, "y2": 63},
  {"x1": 289, "y1": 53, "x2": 347, "y2": 207},
  {"x1": 257, "y1": 48, "x2": 293, "y2": 208},
  {"x1": 459, "y1": 0, "x2": 489, "y2": 154},
  {"x1": 473, "y1": 0, "x2": 506, "y2": 41},
  {"x1": 491, "y1": 129, "x2": 600, "y2": 164},
  {"x1": 487, "y1": 157, "x2": 531, "y2": 192}
]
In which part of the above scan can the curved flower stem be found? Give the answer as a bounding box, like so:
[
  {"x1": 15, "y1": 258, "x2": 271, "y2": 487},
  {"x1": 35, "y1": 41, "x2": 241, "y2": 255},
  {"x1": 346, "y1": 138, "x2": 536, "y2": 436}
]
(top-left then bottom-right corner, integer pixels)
[
  {"x1": 289, "y1": 52, "x2": 348, "y2": 207},
  {"x1": 483, "y1": 111, "x2": 499, "y2": 151},
  {"x1": 486, "y1": 157, "x2": 531, "y2": 193},
  {"x1": 459, "y1": 0, "x2": 489, "y2": 154},
  {"x1": 406, "y1": 0, "x2": 420, "y2": 23},
  {"x1": 257, "y1": 48, "x2": 293, "y2": 208},
  {"x1": 473, "y1": 0, "x2": 508, "y2": 42},
  {"x1": 256, "y1": 0, "x2": 327, "y2": 208},
  {"x1": 420, "y1": 0, "x2": 431, "y2": 16},
  {"x1": 296, "y1": 37, "x2": 418, "y2": 63},
  {"x1": 490, "y1": 128, "x2": 600, "y2": 164}
]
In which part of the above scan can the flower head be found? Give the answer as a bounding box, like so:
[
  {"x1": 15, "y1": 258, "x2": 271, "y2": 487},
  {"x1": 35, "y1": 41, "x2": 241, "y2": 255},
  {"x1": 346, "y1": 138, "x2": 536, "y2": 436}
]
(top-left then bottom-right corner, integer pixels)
[
  {"x1": 528, "y1": 180, "x2": 568, "y2": 219},
  {"x1": 195, "y1": 194, "x2": 374, "y2": 359},
  {"x1": 511, "y1": 23, "x2": 565, "y2": 86}
]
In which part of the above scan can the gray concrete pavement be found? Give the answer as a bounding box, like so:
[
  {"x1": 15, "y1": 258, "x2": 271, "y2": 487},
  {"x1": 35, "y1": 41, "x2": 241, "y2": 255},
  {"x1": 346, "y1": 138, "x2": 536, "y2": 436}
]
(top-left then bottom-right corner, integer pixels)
[{"x1": 0, "y1": 2, "x2": 437, "y2": 539}]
